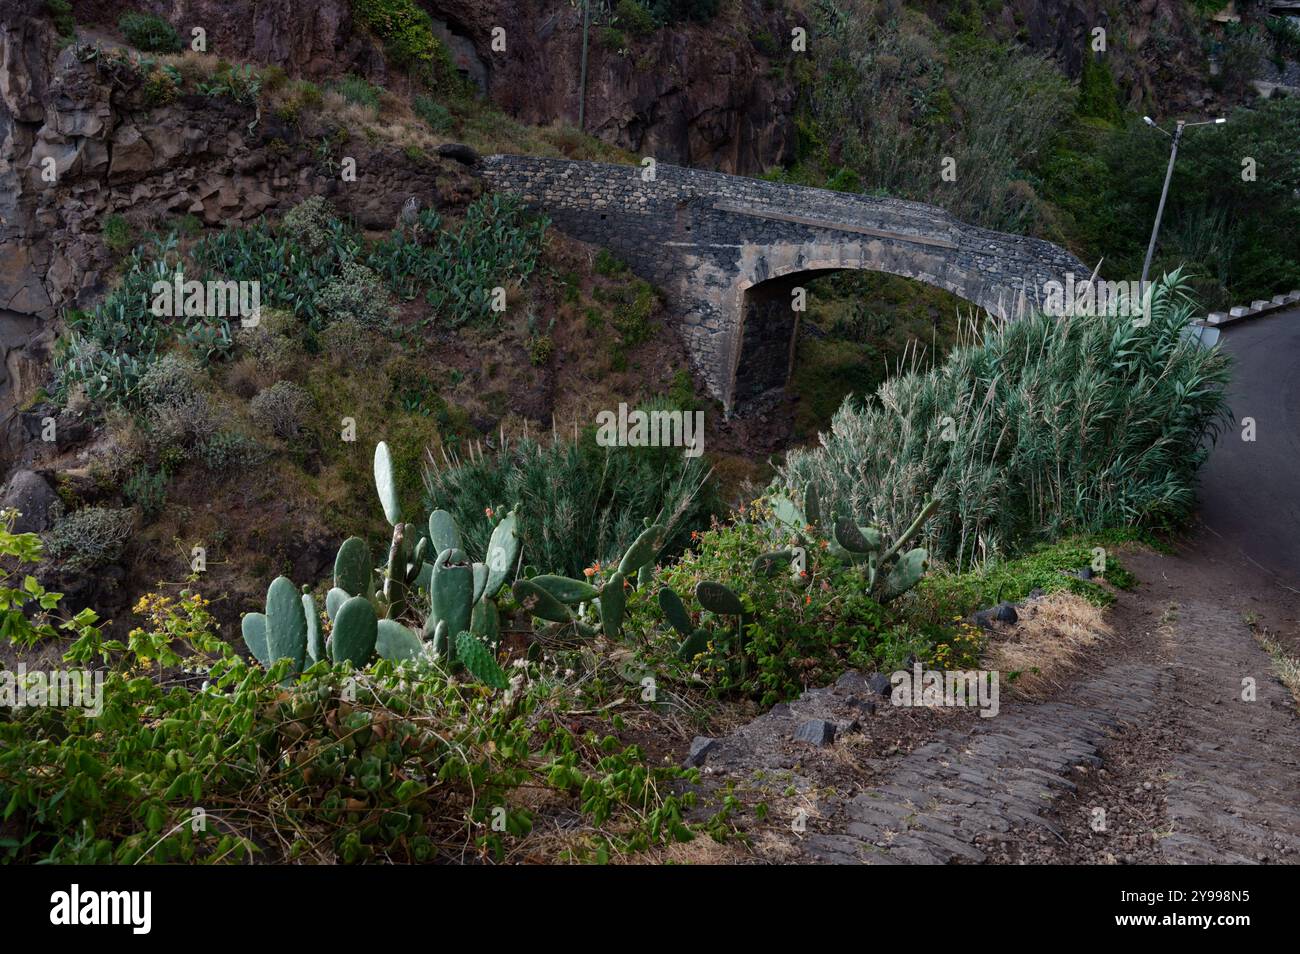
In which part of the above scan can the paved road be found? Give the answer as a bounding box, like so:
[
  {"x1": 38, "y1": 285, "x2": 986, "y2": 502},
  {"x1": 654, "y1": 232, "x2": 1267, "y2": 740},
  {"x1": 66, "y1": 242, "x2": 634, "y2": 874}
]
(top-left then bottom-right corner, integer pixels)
[{"x1": 1198, "y1": 307, "x2": 1300, "y2": 593}]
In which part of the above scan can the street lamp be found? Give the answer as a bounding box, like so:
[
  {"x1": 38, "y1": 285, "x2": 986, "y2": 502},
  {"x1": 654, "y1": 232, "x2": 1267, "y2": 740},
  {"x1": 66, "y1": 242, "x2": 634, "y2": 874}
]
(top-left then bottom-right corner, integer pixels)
[{"x1": 1139, "y1": 116, "x2": 1227, "y2": 292}]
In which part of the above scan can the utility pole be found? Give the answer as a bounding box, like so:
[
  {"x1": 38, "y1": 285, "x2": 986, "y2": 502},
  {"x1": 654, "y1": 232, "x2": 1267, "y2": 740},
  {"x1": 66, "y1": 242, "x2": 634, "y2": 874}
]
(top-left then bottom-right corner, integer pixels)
[
  {"x1": 578, "y1": 0, "x2": 590, "y2": 130},
  {"x1": 1140, "y1": 115, "x2": 1226, "y2": 293}
]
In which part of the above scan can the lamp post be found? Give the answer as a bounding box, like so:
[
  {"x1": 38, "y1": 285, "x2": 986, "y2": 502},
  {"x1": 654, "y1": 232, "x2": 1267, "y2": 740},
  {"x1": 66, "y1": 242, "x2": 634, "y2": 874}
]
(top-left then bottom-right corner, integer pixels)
[{"x1": 1139, "y1": 115, "x2": 1227, "y2": 293}]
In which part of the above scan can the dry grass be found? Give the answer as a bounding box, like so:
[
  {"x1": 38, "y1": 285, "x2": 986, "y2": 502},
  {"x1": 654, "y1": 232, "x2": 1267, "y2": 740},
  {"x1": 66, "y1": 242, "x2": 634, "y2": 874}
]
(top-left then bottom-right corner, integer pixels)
[
  {"x1": 981, "y1": 591, "x2": 1111, "y2": 699},
  {"x1": 1248, "y1": 623, "x2": 1300, "y2": 710}
]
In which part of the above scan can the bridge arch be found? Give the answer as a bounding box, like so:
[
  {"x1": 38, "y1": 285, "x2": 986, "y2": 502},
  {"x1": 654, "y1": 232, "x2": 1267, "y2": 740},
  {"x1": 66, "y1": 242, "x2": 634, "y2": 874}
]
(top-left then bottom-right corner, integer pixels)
[
  {"x1": 728, "y1": 248, "x2": 1013, "y2": 406},
  {"x1": 477, "y1": 154, "x2": 1088, "y2": 412}
]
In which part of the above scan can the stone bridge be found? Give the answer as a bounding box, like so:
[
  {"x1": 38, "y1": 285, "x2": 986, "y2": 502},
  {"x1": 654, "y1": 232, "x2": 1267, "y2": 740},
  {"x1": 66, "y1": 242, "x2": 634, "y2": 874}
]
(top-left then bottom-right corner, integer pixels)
[{"x1": 478, "y1": 155, "x2": 1089, "y2": 412}]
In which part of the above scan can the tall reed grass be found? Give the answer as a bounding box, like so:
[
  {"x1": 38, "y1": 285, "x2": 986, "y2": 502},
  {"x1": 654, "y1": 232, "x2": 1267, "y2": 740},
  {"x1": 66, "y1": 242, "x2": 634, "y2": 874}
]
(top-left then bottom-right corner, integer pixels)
[{"x1": 777, "y1": 272, "x2": 1232, "y2": 569}]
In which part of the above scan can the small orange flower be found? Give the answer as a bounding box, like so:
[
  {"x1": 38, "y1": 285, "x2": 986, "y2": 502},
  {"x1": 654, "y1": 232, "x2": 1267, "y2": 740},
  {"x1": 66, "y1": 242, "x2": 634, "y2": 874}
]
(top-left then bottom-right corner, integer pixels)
[
  {"x1": 804, "y1": 594, "x2": 812, "y2": 605},
  {"x1": 484, "y1": 507, "x2": 494, "y2": 518}
]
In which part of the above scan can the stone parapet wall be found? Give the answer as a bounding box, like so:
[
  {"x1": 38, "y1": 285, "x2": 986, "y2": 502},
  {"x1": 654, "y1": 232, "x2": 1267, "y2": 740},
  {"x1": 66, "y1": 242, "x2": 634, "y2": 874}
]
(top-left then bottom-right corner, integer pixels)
[{"x1": 481, "y1": 154, "x2": 1090, "y2": 410}]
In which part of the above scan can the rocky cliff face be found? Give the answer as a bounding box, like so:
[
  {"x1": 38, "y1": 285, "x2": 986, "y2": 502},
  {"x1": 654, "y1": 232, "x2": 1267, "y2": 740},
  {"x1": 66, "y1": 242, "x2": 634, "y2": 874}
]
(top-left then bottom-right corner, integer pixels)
[
  {"x1": 0, "y1": 0, "x2": 473, "y2": 462},
  {"x1": 421, "y1": 0, "x2": 802, "y2": 175},
  {"x1": 61, "y1": 0, "x2": 802, "y2": 174},
  {"x1": 0, "y1": 0, "x2": 1237, "y2": 461},
  {"x1": 1001, "y1": 0, "x2": 1223, "y2": 114}
]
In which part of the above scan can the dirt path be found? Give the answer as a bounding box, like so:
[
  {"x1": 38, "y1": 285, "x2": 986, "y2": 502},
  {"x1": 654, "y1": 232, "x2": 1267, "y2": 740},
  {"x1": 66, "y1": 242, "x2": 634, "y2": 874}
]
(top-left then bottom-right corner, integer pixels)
[
  {"x1": 686, "y1": 538, "x2": 1300, "y2": 864},
  {"x1": 683, "y1": 309, "x2": 1300, "y2": 864},
  {"x1": 999, "y1": 546, "x2": 1300, "y2": 864}
]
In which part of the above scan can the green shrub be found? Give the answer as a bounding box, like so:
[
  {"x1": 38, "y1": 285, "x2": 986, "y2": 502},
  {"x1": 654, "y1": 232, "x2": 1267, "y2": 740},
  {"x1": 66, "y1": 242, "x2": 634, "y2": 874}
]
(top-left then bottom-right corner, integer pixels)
[
  {"x1": 608, "y1": 279, "x2": 657, "y2": 346},
  {"x1": 909, "y1": 535, "x2": 1139, "y2": 629},
  {"x1": 424, "y1": 424, "x2": 720, "y2": 579},
  {"x1": 333, "y1": 73, "x2": 382, "y2": 112},
  {"x1": 1077, "y1": 54, "x2": 1123, "y2": 123},
  {"x1": 627, "y1": 518, "x2": 896, "y2": 705},
  {"x1": 315, "y1": 261, "x2": 394, "y2": 328},
  {"x1": 281, "y1": 196, "x2": 340, "y2": 253},
  {"x1": 249, "y1": 381, "x2": 315, "y2": 440},
  {"x1": 0, "y1": 579, "x2": 695, "y2": 863},
  {"x1": 797, "y1": 4, "x2": 1074, "y2": 233},
  {"x1": 102, "y1": 214, "x2": 133, "y2": 255},
  {"x1": 319, "y1": 317, "x2": 385, "y2": 366},
  {"x1": 124, "y1": 465, "x2": 167, "y2": 520},
  {"x1": 139, "y1": 353, "x2": 216, "y2": 452},
  {"x1": 616, "y1": 0, "x2": 657, "y2": 36},
  {"x1": 118, "y1": 11, "x2": 182, "y2": 53},
  {"x1": 42, "y1": 506, "x2": 135, "y2": 572},
  {"x1": 349, "y1": 0, "x2": 465, "y2": 91},
  {"x1": 528, "y1": 334, "x2": 554, "y2": 366},
  {"x1": 777, "y1": 273, "x2": 1231, "y2": 570},
  {"x1": 45, "y1": 0, "x2": 75, "y2": 38},
  {"x1": 594, "y1": 249, "x2": 628, "y2": 276},
  {"x1": 1039, "y1": 97, "x2": 1300, "y2": 304},
  {"x1": 197, "y1": 429, "x2": 268, "y2": 472},
  {"x1": 597, "y1": 27, "x2": 627, "y2": 51},
  {"x1": 413, "y1": 93, "x2": 453, "y2": 133},
  {"x1": 138, "y1": 352, "x2": 199, "y2": 408},
  {"x1": 195, "y1": 63, "x2": 262, "y2": 105},
  {"x1": 1215, "y1": 22, "x2": 1269, "y2": 95}
]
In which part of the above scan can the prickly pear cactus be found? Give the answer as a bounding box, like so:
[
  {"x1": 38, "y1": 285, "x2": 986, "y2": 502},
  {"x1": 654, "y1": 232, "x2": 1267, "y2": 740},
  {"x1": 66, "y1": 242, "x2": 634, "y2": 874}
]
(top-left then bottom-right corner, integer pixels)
[
  {"x1": 598, "y1": 571, "x2": 627, "y2": 638},
  {"x1": 303, "y1": 590, "x2": 325, "y2": 666},
  {"x1": 241, "y1": 612, "x2": 270, "y2": 667},
  {"x1": 752, "y1": 549, "x2": 797, "y2": 577},
  {"x1": 374, "y1": 441, "x2": 402, "y2": 527},
  {"x1": 676, "y1": 628, "x2": 710, "y2": 663},
  {"x1": 430, "y1": 619, "x2": 450, "y2": 660},
  {"x1": 331, "y1": 595, "x2": 378, "y2": 666},
  {"x1": 696, "y1": 580, "x2": 744, "y2": 616},
  {"x1": 512, "y1": 578, "x2": 572, "y2": 624},
  {"x1": 833, "y1": 518, "x2": 882, "y2": 557},
  {"x1": 427, "y1": 509, "x2": 461, "y2": 555},
  {"x1": 657, "y1": 586, "x2": 692, "y2": 636},
  {"x1": 265, "y1": 576, "x2": 307, "y2": 673},
  {"x1": 618, "y1": 524, "x2": 666, "y2": 578},
  {"x1": 470, "y1": 597, "x2": 500, "y2": 647},
  {"x1": 880, "y1": 548, "x2": 931, "y2": 603},
  {"x1": 430, "y1": 547, "x2": 474, "y2": 641},
  {"x1": 803, "y1": 482, "x2": 821, "y2": 529},
  {"x1": 334, "y1": 536, "x2": 372, "y2": 596},
  {"x1": 455, "y1": 631, "x2": 509, "y2": 689},
  {"x1": 325, "y1": 586, "x2": 349, "y2": 622},
  {"x1": 530, "y1": 574, "x2": 599, "y2": 604},
  {"x1": 376, "y1": 619, "x2": 422, "y2": 662},
  {"x1": 484, "y1": 507, "x2": 520, "y2": 600}
]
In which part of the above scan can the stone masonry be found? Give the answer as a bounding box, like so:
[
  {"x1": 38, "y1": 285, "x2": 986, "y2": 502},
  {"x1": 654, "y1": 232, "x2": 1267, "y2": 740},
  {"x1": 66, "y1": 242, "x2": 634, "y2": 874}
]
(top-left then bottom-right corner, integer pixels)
[{"x1": 479, "y1": 155, "x2": 1089, "y2": 412}]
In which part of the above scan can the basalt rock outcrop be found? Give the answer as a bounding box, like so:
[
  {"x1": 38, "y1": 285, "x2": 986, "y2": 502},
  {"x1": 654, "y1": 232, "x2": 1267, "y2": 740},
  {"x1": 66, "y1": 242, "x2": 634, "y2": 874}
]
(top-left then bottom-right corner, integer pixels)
[
  {"x1": 63, "y1": 0, "x2": 804, "y2": 176},
  {"x1": 0, "y1": 0, "x2": 476, "y2": 464}
]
